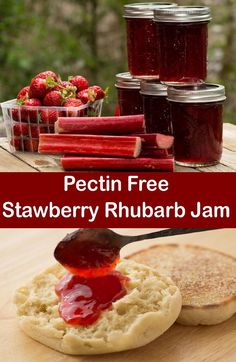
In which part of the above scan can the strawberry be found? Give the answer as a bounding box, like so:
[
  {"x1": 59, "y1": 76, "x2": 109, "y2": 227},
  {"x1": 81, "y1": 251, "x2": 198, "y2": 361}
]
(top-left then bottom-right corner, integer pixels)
[
  {"x1": 10, "y1": 137, "x2": 23, "y2": 151},
  {"x1": 43, "y1": 90, "x2": 63, "y2": 106},
  {"x1": 24, "y1": 138, "x2": 39, "y2": 152},
  {"x1": 30, "y1": 124, "x2": 42, "y2": 137},
  {"x1": 89, "y1": 85, "x2": 106, "y2": 100},
  {"x1": 41, "y1": 109, "x2": 63, "y2": 124},
  {"x1": 12, "y1": 108, "x2": 21, "y2": 122},
  {"x1": 29, "y1": 74, "x2": 58, "y2": 99},
  {"x1": 13, "y1": 122, "x2": 29, "y2": 137},
  {"x1": 77, "y1": 85, "x2": 105, "y2": 103},
  {"x1": 60, "y1": 80, "x2": 74, "y2": 88},
  {"x1": 12, "y1": 98, "x2": 41, "y2": 122},
  {"x1": 23, "y1": 98, "x2": 42, "y2": 107},
  {"x1": 69, "y1": 75, "x2": 89, "y2": 91},
  {"x1": 20, "y1": 98, "x2": 41, "y2": 122},
  {"x1": 29, "y1": 77, "x2": 48, "y2": 99},
  {"x1": 76, "y1": 89, "x2": 89, "y2": 104},
  {"x1": 64, "y1": 98, "x2": 84, "y2": 117},
  {"x1": 13, "y1": 122, "x2": 42, "y2": 138},
  {"x1": 17, "y1": 86, "x2": 30, "y2": 101},
  {"x1": 34, "y1": 70, "x2": 58, "y2": 81}
]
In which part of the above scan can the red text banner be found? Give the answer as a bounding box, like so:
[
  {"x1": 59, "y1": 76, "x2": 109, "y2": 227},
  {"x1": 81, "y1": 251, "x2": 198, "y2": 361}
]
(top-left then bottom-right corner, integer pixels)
[{"x1": 0, "y1": 172, "x2": 235, "y2": 228}]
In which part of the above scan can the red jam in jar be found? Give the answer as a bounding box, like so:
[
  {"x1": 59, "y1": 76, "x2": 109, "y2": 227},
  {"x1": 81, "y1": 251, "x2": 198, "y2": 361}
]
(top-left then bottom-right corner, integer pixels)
[
  {"x1": 140, "y1": 80, "x2": 172, "y2": 134},
  {"x1": 115, "y1": 72, "x2": 143, "y2": 116},
  {"x1": 124, "y1": 3, "x2": 176, "y2": 79},
  {"x1": 168, "y1": 84, "x2": 226, "y2": 167},
  {"x1": 55, "y1": 271, "x2": 129, "y2": 326},
  {"x1": 154, "y1": 6, "x2": 211, "y2": 84}
]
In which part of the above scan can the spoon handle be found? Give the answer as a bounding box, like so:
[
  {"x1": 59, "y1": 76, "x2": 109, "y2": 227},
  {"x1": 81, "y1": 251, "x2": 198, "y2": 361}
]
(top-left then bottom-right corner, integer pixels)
[{"x1": 122, "y1": 228, "x2": 218, "y2": 245}]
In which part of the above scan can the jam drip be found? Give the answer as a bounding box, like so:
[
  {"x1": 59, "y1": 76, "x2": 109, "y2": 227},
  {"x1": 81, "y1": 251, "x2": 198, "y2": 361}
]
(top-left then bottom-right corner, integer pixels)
[{"x1": 55, "y1": 271, "x2": 129, "y2": 326}]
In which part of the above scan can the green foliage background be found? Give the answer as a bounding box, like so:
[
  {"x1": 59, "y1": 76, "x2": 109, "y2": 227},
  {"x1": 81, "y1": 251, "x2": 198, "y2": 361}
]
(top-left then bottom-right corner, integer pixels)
[{"x1": 0, "y1": 0, "x2": 235, "y2": 123}]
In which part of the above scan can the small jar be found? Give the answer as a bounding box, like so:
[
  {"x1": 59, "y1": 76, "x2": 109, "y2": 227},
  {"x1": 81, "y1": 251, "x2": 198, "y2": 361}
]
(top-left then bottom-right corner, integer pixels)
[
  {"x1": 124, "y1": 2, "x2": 176, "y2": 79},
  {"x1": 168, "y1": 84, "x2": 226, "y2": 167},
  {"x1": 154, "y1": 6, "x2": 211, "y2": 84},
  {"x1": 140, "y1": 80, "x2": 172, "y2": 134},
  {"x1": 115, "y1": 72, "x2": 143, "y2": 116}
]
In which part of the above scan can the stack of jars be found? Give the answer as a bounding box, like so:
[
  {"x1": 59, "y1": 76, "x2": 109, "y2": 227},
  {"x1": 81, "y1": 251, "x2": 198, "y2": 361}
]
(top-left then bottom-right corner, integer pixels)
[{"x1": 115, "y1": 3, "x2": 226, "y2": 167}]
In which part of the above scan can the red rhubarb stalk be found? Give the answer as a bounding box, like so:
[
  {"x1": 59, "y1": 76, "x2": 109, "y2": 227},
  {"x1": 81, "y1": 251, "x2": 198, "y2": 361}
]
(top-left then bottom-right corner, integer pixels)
[
  {"x1": 61, "y1": 156, "x2": 174, "y2": 172},
  {"x1": 38, "y1": 134, "x2": 142, "y2": 158},
  {"x1": 133, "y1": 133, "x2": 174, "y2": 149},
  {"x1": 140, "y1": 148, "x2": 173, "y2": 158},
  {"x1": 55, "y1": 115, "x2": 145, "y2": 134}
]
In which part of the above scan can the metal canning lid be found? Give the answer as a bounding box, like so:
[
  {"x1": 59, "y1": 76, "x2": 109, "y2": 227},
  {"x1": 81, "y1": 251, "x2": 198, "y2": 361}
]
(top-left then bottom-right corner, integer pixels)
[
  {"x1": 115, "y1": 72, "x2": 141, "y2": 89},
  {"x1": 154, "y1": 6, "x2": 211, "y2": 23},
  {"x1": 140, "y1": 80, "x2": 168, "y2": 96},
  {"x1": 124, "y1": 3, "x2": 177, "y2": 19},
  {"x1": 167, "y1": 84, "x2": 226, "y2": 103}
]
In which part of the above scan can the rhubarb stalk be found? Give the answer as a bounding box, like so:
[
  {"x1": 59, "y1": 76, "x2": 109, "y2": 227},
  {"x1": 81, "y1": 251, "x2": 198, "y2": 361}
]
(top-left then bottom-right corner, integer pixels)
[
  {"x1": 133, "y1": 133, "x2": 174, "y2": 149},
  {"x1": 140, "y1": 148, "x2": 173, "y2": 158},
  {"x1": 55, "y1": 114, "x2": 145, "y2": 134},
  {"x1": 61, "y1": 156, "x2": 174, "y2": 172},
  {"x1": 38, "y1": 134, "x2": 142, "y2": 158}
]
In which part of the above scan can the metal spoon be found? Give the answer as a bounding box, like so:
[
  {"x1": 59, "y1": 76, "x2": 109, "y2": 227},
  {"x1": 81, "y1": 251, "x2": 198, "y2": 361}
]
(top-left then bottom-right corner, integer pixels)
[
  {"x1": 54, "y1": 228, "x2": 218, "y2": 276},
  {"x1": 69, "y1": 227, "x2": 218, "y2": 248}
]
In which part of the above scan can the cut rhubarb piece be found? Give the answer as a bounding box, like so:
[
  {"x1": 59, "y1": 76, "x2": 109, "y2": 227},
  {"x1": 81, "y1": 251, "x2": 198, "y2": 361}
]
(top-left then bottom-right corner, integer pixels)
[
  {"x1": 38, "y1": 134, "x2": 142, "y2": 158},
  {"x1": 61, "y1": 156, "x2": 174, "y2": 172},
  {"x1": 140, "y1": 148, "x2": 173, "y2": 158},
  {"x1": 133, "y1": 133, "x2": 174, "y2": 149},
  {"x1": 55, "y1": 114, "x2": 145, "y2": 134}
]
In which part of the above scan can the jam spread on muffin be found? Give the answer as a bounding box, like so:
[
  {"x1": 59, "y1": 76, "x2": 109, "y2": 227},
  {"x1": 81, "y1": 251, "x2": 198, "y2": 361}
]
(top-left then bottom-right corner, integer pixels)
[{"x1": 54, "y1": 229, "x2": 128, "y2": 326}]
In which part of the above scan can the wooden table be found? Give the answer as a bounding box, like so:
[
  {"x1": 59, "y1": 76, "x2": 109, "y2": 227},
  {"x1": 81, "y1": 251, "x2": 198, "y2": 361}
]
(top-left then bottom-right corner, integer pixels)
[
  {"x1": 0, "y1": 228, "x2": 236, "y2": 362},
  {"x1": 0, "y1": 123, "x2": 236, "y2": 172}
]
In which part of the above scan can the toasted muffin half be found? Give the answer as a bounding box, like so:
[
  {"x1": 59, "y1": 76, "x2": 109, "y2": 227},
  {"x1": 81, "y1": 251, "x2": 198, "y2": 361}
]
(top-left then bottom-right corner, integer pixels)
[
  {"x1": 128, "y1": 244, "x2": 236, "y2": 326},
  {"x1": 14, "y1": 259, "x2": 181, "y2": 355}
]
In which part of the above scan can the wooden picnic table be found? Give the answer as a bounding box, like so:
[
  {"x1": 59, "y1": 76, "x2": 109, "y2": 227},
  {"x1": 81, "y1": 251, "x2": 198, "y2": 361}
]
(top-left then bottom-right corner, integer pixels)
[
  {"x1": 0, "y1": 123, "x2": 236, "y2": 172},
  {"x1": 1, "y1": 228, "x2": 236, "y2": 362}
]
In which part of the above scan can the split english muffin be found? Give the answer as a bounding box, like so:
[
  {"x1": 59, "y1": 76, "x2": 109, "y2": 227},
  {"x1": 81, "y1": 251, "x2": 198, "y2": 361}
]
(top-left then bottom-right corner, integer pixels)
[
  {"x1": 14, "y1": 259, "x2": 182, "y2": 355},
  {"x1": 128, "y1": 244, "x2": 236, "y2": 326}
]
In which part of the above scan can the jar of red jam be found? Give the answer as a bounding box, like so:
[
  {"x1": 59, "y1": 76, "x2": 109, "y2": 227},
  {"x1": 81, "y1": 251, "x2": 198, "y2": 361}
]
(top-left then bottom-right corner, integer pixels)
[
  {"x1": 140, "y1": 80, "x2": 172, "y2": 134},
  {"x1": 154, "y1": 6, "x2": 211, "y2": 84},
  {"x1": 115, "y1": 72, "x2": 143, "y2": 116},
  {"x1": 168, "y1": 84, "x2": 226, "y2": 167},
  {"x1": 124, "y1": 2, "x2": 177, "y2": 79}
]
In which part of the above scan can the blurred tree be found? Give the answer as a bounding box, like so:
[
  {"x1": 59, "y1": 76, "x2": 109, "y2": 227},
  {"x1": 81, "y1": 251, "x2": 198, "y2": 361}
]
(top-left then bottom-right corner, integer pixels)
[
  {"x1": 0, "y1": 0, "x2": 235, "y2": 122},
  {"x1": 219, "y1": 0, "x2": 236, "y2": 123}
]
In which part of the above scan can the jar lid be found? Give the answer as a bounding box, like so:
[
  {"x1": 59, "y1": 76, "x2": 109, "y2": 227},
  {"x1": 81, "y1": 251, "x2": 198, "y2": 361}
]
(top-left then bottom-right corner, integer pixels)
[
  {"x1": 140, "y1": 80, "x2": 168, "y2": 96},
  {"x1": 167, "y1": 84, "x2": 226, "y2": 103},
  {"x1": 115, "y1": 72, "x2": 141, "y2": 89},
  {"x1": 154, "y1": 6, "x2": 211, "y2": 23},
  {"x1": 124, "y1": 3, "x2": 177, "y2": 19}
]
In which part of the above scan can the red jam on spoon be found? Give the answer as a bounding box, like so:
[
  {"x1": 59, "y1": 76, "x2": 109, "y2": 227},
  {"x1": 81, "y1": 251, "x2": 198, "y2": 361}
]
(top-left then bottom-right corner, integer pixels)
[
  {"x1": 54, "y1": 229, "x2": 129, "y2": 326},
  {"x1": 54, "y1": 229, "x2": 121, "y2": 278}
]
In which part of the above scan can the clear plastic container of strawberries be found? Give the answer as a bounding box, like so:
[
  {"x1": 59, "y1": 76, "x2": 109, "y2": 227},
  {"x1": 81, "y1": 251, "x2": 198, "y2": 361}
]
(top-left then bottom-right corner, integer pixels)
[{"x1": 1, "y1": 70, "x2": 105, "y2": 152}]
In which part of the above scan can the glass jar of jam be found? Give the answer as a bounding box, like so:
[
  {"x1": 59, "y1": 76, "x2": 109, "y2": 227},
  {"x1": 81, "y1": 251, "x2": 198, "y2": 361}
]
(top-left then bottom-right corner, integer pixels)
[
  {"x1": 154, "y1": 6, "x2": 211, "y2": 84},
  {"x1": 115, "y1": 72, "x2": 143, "y2": 116},
  {"x1": 140, "y1": 80, "x2": 172, "y2": 134},
  {"x1": 168, "y1": 84, "x2": 226, "y2": 167},
  {"x1": 124, "y1": 2, "x2": 177, "y2": 79}
]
